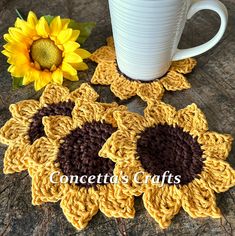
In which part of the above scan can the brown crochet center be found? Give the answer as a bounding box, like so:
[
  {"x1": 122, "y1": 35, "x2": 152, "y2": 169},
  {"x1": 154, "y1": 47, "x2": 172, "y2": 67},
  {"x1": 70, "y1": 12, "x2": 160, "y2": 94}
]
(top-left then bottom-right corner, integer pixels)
[
  {"x1": 137, "y1": 124, "x2": 205, "y2": 185},
  {"x1": 57, "y1": 121, "x2": 116, "y2": 187},
  {"x1": 28, "y1": 101, "x2": 75, "y2": 144}
]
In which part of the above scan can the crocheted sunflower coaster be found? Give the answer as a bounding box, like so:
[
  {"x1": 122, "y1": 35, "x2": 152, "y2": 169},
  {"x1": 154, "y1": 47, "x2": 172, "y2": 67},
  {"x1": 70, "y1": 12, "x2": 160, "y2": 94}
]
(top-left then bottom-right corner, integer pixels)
[
  {"x1": 27, "y1": 99, "x2": 135, "y2": 230},
  {"x1": 0, "y1": 83, "x2": 98, "y2": 174},
  {"x1": 90, "y1": 37, "x2": 197, "y2": 102},
  {"x1": 100, "y1": 102, "x2": 235, "y2": 229}
]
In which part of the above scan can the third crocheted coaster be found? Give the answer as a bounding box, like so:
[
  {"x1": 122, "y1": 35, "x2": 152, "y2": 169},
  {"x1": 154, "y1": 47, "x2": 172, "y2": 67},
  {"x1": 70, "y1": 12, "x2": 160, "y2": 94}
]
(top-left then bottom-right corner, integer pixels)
[
  {"x1": 90, "y1": 37, "x2": 197, "y2": 102},
  {"x1": 100, "y1": 101, "x2": 235, "y2": 229},
  {"x1": 27, "y1": 99, "x2": 135, "y2": 230},
  {"x1": 0, "y1": 83, "x2": 98, "y2": 174}
]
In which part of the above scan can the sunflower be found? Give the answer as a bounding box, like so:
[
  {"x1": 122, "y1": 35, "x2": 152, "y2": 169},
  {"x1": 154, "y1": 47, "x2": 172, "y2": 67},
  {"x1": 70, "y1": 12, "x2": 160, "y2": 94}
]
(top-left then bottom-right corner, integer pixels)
[
  {"x1": 90, "y1": 37, "x2": 197, "y2": 102},
  {"x1": 100, "y1": 101, "x2": 235, "y2": 229},
  {"x1": 2, "y1": 11, "x2": 91, "y2": 91},
  {"x1": 27, "y1": 99, "x2": 135, "y2": 230},
  {"x1": 0, "y1": 83, "x2": 98, "y2": 175}
]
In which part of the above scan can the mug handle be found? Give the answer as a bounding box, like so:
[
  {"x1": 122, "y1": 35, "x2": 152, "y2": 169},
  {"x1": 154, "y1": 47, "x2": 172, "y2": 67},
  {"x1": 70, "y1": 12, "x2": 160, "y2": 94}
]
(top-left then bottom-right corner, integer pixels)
[{"x1": 172, "y1": 0, "x2": 228, "y2": 61}]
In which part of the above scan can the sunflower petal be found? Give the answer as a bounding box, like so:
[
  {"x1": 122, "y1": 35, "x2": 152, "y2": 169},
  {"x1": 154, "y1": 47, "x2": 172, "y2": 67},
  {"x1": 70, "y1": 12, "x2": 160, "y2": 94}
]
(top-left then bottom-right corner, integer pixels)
[
  {"x1": 75, "y1": 48, "x2": 91, "y2": 59},
  {"x1": 99, "y1": 184, "x2": 135, "y2": 218},
  {"x1": 137, "y1": 81, "x2": 164, "y2": 103},
  {"x1": 39, "y1": 83, "x2": 69, "y2": 105},
  {"x1": 52, "y1": 69, "x2": 63, "y2": 85},
  {"x1": 63, "y1": 72, "x2": 79, "y2": 81},
  {"x1": 0, "y1": 118, "x2": 28, "y2": 145},
  {"x1": 32, "y1": 165, "x2": 62, "y2": 205},
  {"x1": 27, "y1": 11, "x2": 38, "y2": 27},
  {"x1": 202, "y1": 158, "x2": 235, "y2": 193},
  {"x1": 144, "y1": 101, "x2": 177, "y2": 126},
  {"x1": 3, "y1": 142, "x2": 29, "y2": 174},
  {"x1": 43, "y1": 116, "x2": 74, "y2": 140},
  {"x1": 57, "y1": 28, "x2": 73, "y2": 44},
  {"x1": 9, "y1": 100, "x2": 40, "y2": 120},
  {"x1": 99, "y1": 130, "x2": 137, "y2": 162},
  {"x1": 69, "y1": 30, "x2": 80, "y2": 42},
  {"x1": 143, "y1": 185, "x2": 181, "y2": 229},
  {"x1": 63, "y1": 41, "x2": 79, "y2": 53},
  {"x1": 90, "y1": 46, "x2": 116, "y2": 63},
  {"x1": 63, "y1": 52, "x2": 82, "y2": 64},
  {"x1": 28, "y1": 137, "x2": 58, "y2": 167},
  {"x1": 180, "y1": 179, "x2": 221, "y2": 218},
  {"x1": 67, "y1": 83, "x2": 99, "y2": 102},
  {"x1": 50, "y1": 16, "x2": 62, "y2": 36},
  {"x1": 34, "y1": 71, "x2": 53, "y2": 91},
  {"x1": 170, "y1": 58, "x2": 197, "y2": 74},
  {"x1": 160, "y1": 71, "x2": 191, "y2": 91},
  {"x1": 198, "y1": 131, "x2": 233, "y2": 160},
  {"x1": 176, "y1": 103, "x2": 208, "y2": 134},
  {"x1": 36, "y1": 17, "x2": 50, "y2": 38},
  {"x1": 60, "y1": 188, "x2": 99, "y2": 230},
  {"x1": 110, "y1": 75, "x2": 140, "y2": 100},
  {"x1": 113, "y1": 110, "x2": 147, "y2": 133},
  {"x1": 91, "y1": 62, "x2": 116, "y2": 85},
  {"x1": 62, "y1": 62, "x2": 77, "y2": 76},
  {"x1": 72, "y1": 62, "x2": 88, "y2": 71}
]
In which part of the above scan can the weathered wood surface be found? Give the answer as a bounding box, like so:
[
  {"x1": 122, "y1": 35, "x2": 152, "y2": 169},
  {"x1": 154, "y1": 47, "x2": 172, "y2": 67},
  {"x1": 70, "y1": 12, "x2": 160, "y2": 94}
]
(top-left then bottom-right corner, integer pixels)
[{"x1": 0, "y1": 0, "x2": 234, "y2": 235}]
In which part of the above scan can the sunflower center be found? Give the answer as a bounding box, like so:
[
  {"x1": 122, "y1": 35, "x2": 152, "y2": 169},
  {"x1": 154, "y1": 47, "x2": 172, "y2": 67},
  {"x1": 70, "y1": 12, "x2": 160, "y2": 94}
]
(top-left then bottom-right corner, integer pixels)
[
  {"x1": 30, "y1": 38, "x2": 62, "y2": 69},
  {"x1": 57, "y1": 121, "x2": 116, "y2": 187},
  {"x1": 28, "y1": 101, "x2": 75, "y2": 144},
  {"x1": 137, "y1": 124, "x2": 204, "y2": 185}
]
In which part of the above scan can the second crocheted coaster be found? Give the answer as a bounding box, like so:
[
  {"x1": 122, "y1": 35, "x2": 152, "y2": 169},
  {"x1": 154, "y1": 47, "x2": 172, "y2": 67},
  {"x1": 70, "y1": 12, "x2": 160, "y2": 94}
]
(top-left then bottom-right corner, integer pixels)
[
  {"x1": 100, "y1": 101, "x2": 235, "y2": 229},
  {"x1": 0, "y1": 83, "x2": 98, "y2": 174},
  {"x1": 27, "y1": 99, "x2": 135, "y2": 230},
  {"x1": 90, "y1": 37, "x2": 197, "y2": 102}
]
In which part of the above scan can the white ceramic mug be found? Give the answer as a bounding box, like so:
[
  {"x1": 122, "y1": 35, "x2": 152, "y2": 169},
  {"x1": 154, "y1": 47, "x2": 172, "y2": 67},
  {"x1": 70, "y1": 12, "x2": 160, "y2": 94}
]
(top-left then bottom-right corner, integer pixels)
[{"x1": 108, "y1": 0, "x2": 228, "y2": 81}]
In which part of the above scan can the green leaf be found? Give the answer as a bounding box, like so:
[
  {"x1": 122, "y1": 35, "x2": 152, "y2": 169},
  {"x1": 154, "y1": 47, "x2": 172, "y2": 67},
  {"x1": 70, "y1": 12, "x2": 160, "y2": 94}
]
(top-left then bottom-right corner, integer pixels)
[
  {"x1": 44, "y1": 15, "x2": 55, "y2": 24},
  {"x1": 12, "y1": 77, "x2": 23, "y2": 90},
  {"x1": 68, "y1": 20, "x2": 96, "y2": 44}
]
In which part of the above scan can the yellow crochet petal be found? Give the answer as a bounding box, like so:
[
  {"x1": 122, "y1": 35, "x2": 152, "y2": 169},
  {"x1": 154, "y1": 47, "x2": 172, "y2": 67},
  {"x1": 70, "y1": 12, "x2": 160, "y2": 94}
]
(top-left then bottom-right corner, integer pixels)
[
  {"x1": 0, "y1": 118, "x2": 28, "y2": 145},
  {"x1": 67, "y1": 83, "x2": 99, "y2": 102},
  {"x1": 39, "y1": 84, "x2": 70, "y2": 105},
  {"x1": 198, "y1": 131, "x2": 233, "y2": 160},
  {"x1": 113, "y1": 110, "x2": 148, "y2": 133},
  {"x1": 28, "y1": 137, "x2": 58, "y2": 167},
  {"x1": 9, "y1": 100, "x2": 40, "y2": 120},
  {"x1": 102, "y1": 105, "x2": 128, "y2": 127},
  {"x1": 202, "y1": 158, "x2": 235, "y2": 193},
  {"x1": 91, "y1": 62, "x2": 117, "y2": 85},
  {"x1": 72, "y1": 101, "x2": 116, "y2": 125},
  {"x1": 32, "y1": 165, "x2": 62, "y2": 205},
  {"x1": 43, "y1": 116, "x2": 74, "y2": 140},
  {"x1": 90, "y1": 46, "x2": 116, "y2": 63},
  {"x1": 99, "y1": 130, "x2": 137, "y2": 162},
  {"x1": 170, "y1": 58, "x2": 197, "y2": 74},
  {"x1": 176, "y1": 103, "x2": 208, "y2": 135},
  {"x1": 3, "y1": 142, "x2": 29, "y2": 174},
  {"x1": 110, "y1": 75, "x2": 140, "y2": 100},
  {"x1": 60, "y1": 188, "x2": 99, "y2": 230},
  {"x1": 106, "y1": 36, "x2": 115, "y2": 49},
  {"x1": 99, "y1": 184, "x2": 135, "y2": 218},
  {"x1": 114, "y1": 160, "x2": 146, "y2": 196},
  {"x1": 160, "y1": 71, "x2": 191, "y2": 91},
  {"x1": 137, "y1": 81, "x2": 164, "y2": 103},
  {"x1": 180, "y1": 179, "x2": 221, "y2": 218},
  {"x1": 144, "y1": 101, "x2": 177, "y2": 126},
  {"x1": 143, "y1": 185, "x2": 181, "y2": 229}
]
